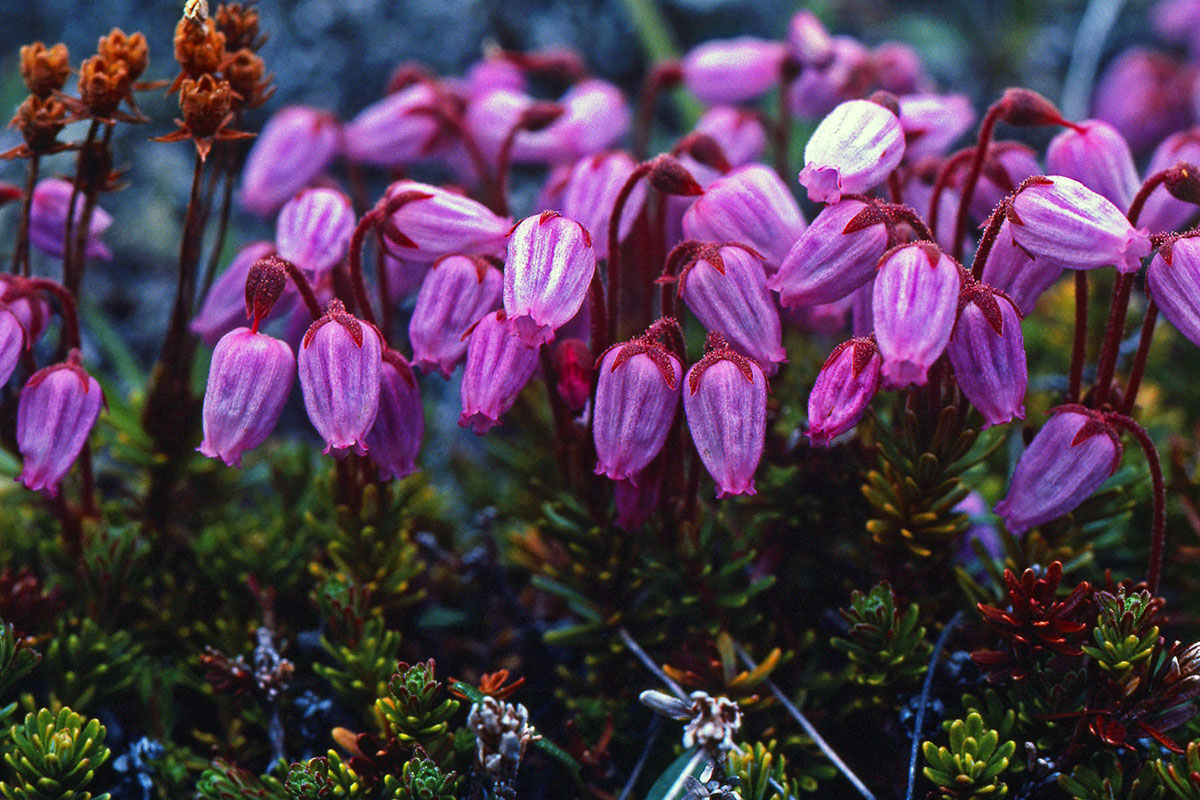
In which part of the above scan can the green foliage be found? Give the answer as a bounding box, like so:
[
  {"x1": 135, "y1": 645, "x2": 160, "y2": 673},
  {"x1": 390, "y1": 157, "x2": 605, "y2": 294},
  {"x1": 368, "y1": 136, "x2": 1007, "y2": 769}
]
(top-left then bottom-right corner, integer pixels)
[
  {"x1": 922, "y1": 712, "x2": 1016, "y2": 799},
  {"x1": 830, "y1": 581, "x2": 931, "y2": 688},
  {"x1": 193, "y1": 760, "x2": 287, "y2": 799},
  {"x1": 390, "y1": 754, "x2": 456, "y2": 800},
  {"x1": 0, "y1": 707, "x2": 111, "y2": 800},
  {"x1": 1156, "y1": 742, "x2": 1200, "y2": 799},
  {"x1": 375, "y1": 662, "x2": 459, "y2": 761},
  {"x1": 1059, "y1": 751, "x2": 1163, "y2": 799},
  {"x1": 314, "y1": 617, "x2": 402, "y2": 720},
  {"x1": 725, "y1": 741, "x2": 801, "y2": 800},
  {"x1": 0, "y1": 621, "x2": 39, "y2": 742},
  {"x1": 43, "y1": 617, "x2": 142, "y2": 712},
  {"x1": 958, "y1": 690, "x2": 1016, "y2": 744},
  {"x1": 1080, "y1": 588, "x2": 1162, "y2": 677},
  {"x1": 284, "y1": 757, "x2": 336, "y2": 799}
]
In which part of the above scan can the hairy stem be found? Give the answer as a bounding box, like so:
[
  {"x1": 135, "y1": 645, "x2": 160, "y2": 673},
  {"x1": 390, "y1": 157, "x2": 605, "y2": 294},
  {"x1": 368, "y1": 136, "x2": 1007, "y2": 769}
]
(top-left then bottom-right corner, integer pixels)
[
  {"x1": 952, "y1": 104, "x2": 1002, "y2": 262},
  {"x1": 1069, "y1": 271, "x2": 1087, "y2": 403},
  {"x1": 1121, "y1": 300, "x2": 1158, "y2": 414},
  {"x1": 1108, "y1": 414, "x2": 1166, "y2": 595},
  {"x1": 11, "y1": 154, "x2": 38, "y2": 276}
]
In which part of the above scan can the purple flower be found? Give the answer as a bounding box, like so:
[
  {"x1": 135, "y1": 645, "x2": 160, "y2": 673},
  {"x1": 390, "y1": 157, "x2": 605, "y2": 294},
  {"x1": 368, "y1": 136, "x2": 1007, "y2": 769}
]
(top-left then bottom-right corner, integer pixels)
[
  {"x1": 1007, "y1": 175, "x2": 1151, "y2": 273},
  {"x1": 553, "y1": 338, "x2": 592, "y2": 411},
  {"x1": 343, "y1": 82, "x2": 443, "y2": 167},
  {"x1": 16, "y1": 350, "x2": 103, "y2": 497},
  {"x1": 1092, "y1": 48, "x2": 1191, "y2": 153},
  {"x1": 28, "y1": 178, "x2": 112, "y2": 260},
  {"x1": 275, "y1": 188, "x2": 355, "y2": 278},
  {"x1": 873, "y1": 42, "x2": 927, "y2": 95},
  {"x1": 384, "y1": 180, "x2": 512, "y2": 263},
  {"x1": 806, "y1": 335, "x2": 881, "y2": 447},
  {"x1": 995, "y1": 407, "x2": 1121, "y2": 534},
  {"x1": 0, "y1": 277, "x2": 50, "y2": 347},
  {"x1": 787, "y1": 10, "x2": 834, "y2": 66},
  {"x1": 851, "y1": 279, "x2": 874, "y2": 337},
  {"x1": 786, "y1": 292, "x2": 855, "y2": 335},
  {"x1": 948, "y1": 284, "x2": 1027, "y2": 429},
  {"x1": 459, "y1": 310, "x2": 541, "y2": 434},
  {"x1": 463, "y1": 56, "x2": 526, "y2": 98},
  {"x1": 593, "y1": 324, "x2": 682, "y2": 482},
  {"x1": 198, "y1": 327, "x2": 295, "y2": 467},
  {"x1": 873, "y1": 242, "x2": 962, "y2": 388},
  {"x1": 614, "y1": 462, "x2": 662, "y2": 531},
  {"x1": 787, "y1": 36, "x2": 873, "y2": 119},
  {"x1": 694, "y1": 107, "x2": 767, "y2": 167},
  {"x1": 1046, "y1": 120, "x2": 1139, "y2": 210},
  {"x1": 676, "y1": 243, "x2": 785, "y2": 373},
  {"x1": 383, "y1": 254, "x2": 431, "y2": 306},
  {"x1": 683, "y1": 334, "x2": 767, "y2": 498},
  {"x1": 900, "y1": 167, "x2": 963, "y2": 253},
  {"x1": 979, "y1": 219, "x2": 1063, "y2": 316},
  {"x1": 769, "y1": 199, "x2": 890, "y2": 307},
  {"x1": 409, "y1": 255, "x2": 501, "y2": 378},
  {"x1": 680, "y1": 37, "x2": 787, "y2": 105},
  {"x1": 1139, "y1": 129, "x2": 1200, "y2": 233},
  {"x1": 558, "y1": 151, "x2": 646, "y2": 260},
  {"x1": 239, "y1": 106, "x2": 341, "y2": 217},
  {"x1": 681, "y1": 164, "x2": 806, "y2": 271},
  {"x1": 503, "y1": 211, "x2": 596, "y2": 345},
  {"x1": 799, "y1": 99, "x2": 905, "y2": 204},
  {"x1": 297, "y1": 300, "x2": 383, "y2": 456},
  {"x1": 191, "y1": 241, "x2": 279, "y2": 346},
  {"x1": 0, "y1": 303, "x2": 26, "y2": 386},
  {"x1": 364, "y1": 351, "x2": 424, "y2": 480},
  {"x1": 897, "y1": 93, "x2": 975, "y2": 162},
  {"x1": 1147, "y1": 234, "x2": 1200, "y2": 347},
  {"x1": 962, "y1": 143, "x2": 1040, "y2": 223}
]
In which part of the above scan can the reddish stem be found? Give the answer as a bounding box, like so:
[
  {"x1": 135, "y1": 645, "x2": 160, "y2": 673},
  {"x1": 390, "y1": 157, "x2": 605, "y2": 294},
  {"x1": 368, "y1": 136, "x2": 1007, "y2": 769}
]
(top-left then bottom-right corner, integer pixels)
[
  {"x1": 68, "y1": 124, "x2": 114, "y2": 299},
  {"x1": 493, "y1": 120, "x2": 523, "y2": 217},
  {"x1": 1069, "y1": 271, "x2": 1087, "y2": 403},
  {"x1": 1093, "y1": 272, "x2": 1133, "y2": 408},
  {"x1": 283, "y1": 261, "x2": 323, "y2": 320},
  {"x1": 24, "y1": 278, "x2": 81, "y2": 349},
  {"x1": 886, "y1": 170, "x2": 903, "y2": 205},
  {"x1": 772, "y1": 61, "x2": 799, "y2": 181},
  {"x1": 928, "y1": 148, "x2": 973, "y2": 240},
  {"x1": 1127, "y1": 169, "x2": 1173, "y2": 229},
  {"x1": 633, "y1": 63, "x2": 681, "y2": 161},
  {"x1": 952, "y1": 103, "x2": 1003, "y2": 262},
  {"x1": 376, "y1": 234, "x2": 392, "y2": 340},
  {"x1": 607, "y1": 164, "x2": 651, "y2": 346},
  {"x1": 1121, "y1": 300, "x2": 1158, "y2": 415},
  {"x1": 11, "y1": 154, "x2": 37, "y2": 276},
  {"x1": 62, "y1": 120, "x2": 100, "y2": 293},
  {"x1": 1108, "y1": 413, "x2": 1167, "y2": 595},
  {"x1": 347, "y1": 210, "x2": 380, "y2": 327},
  {"x1": 969, "y1": 205, "x2": 1008, "y2": 280}
]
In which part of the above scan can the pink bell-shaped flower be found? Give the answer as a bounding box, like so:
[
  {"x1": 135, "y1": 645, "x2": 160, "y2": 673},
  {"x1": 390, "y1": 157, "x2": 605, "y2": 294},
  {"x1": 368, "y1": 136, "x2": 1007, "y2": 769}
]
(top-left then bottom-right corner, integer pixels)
[
  {"x1": 343, "y1": 81, "x2": 443, "y2": 167},
  {"x1": 28, "y1": 178, "x2": 112, "y2": 261},
  {"x1": 1139, "y1": 129, "x2": 1200, "y2": 232},
  {"x1": 674, "y1": 242, "x2": 785, "y2": 373},
  {"x1": 16, "y1": 349, "x2": 103, "y2": 496},
  {"x1": 614, "y1": 466, "x2": 662, "y2": 531},
  {"x1": 364, "y1": 350, "x2": 424, "y2": 480},
  {"x1": 769, "y1": 198, "x2": 891, "y2": 307},
  {"x1": 694, "y1": 107, "x2": 767, "y2": 167},
  {"x1": 681, "y1": 164, "x2": 807, "y2": 271},
  {"x1": 799, "y1": 99, "x2": 905, "y2": 204},
  {"x1": 947, "y1": 282, "x2": 1027, "y2": 429},
  {"x1": 873, "y1": 42, "x2": 927, "y2": 95},
  {"x1": 850, "y1": 279, "x2": 874, "y2": 337},
  {"x1": 1092, "y1": 48, "x2": 1191, "y2": 153},
  {"x1": 0, "y1": 276, "x2": 50, "y2": 349},
  {"x1": 191, "y1": 241, "x2": 279, "y2": 346},
  {"x1": 787, "y1": 36, "x2": 873, "y2": 119},
  {"x1": 458, "y1": 310, "x2": 541, "y2": 434},
  {"x1": 239, "y1": 106, "x2": 341, "y2": 216},
  {"x1": 559, "y1": 151, "x2": 646, "y2": 260},
  {"x1": 683, "y1": 333, "x2": 767, "y2": 498},
  {"x1": 787, "y1": 10, "x2": 834, "y2": 66},
  {"x1": 297, "y1": 299, "x2": 383, "y2": 456},
  {"x1": 503, "y1": 211, "x2": 596, "y2": 346},
  {"x1": 1147, "y1": 234, "x2": 1200, "y2": 348},
  {"x1": 198, "y1": 327, "x2": 295, "y2": 467},
  {"x1": 593, "y1": 321, "x2": 683, "y2": 482},
  {"x1": 409, "y1": 255, "x2": 502, "y2": 378},
  {"x1": 275, "y1": 188, "x2": 355, "y2": 278},
  {"x1": 806, "y1": 335, "x2": 881, "y2": 447},
  {"x1": 897, "y1": 93, "x2": 975, "y2": 162},
  {"x1": 680, "y1": 37, "x2": 788, "y2": 106},
  {"x1": 872, "y1": 242, "x2": 962, "y2": 388},
  {"x1": 961, "y1": 142, "x2": 1040, "y2": 223},
  {"x1": 0, "y1": 303, "x2": 26, "y2": 386},
  {"x1": 979, "y1": 219, "x2": 1063, "y2": 316},
  {"x1": 1007, "y1": 175, "x2": 1151, "y2": 273},
  {"x1": 1046, "y1": 120, "x2": 1139, "y2": 210},
  {"x1": 994, "y1": 407, "x2": 1122, "y2": 534},
  {"x1": 384, "y1": 180, "x2": 512, "y2": 263}
]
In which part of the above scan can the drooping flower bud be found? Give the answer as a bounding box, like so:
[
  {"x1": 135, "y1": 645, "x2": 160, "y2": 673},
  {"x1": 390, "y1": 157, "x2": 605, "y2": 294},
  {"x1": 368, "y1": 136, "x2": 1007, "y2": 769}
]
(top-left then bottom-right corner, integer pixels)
[
  {"x1": 1092, "y1": 48, "x2": 1191, "y2": 153},
  {"x1": 1147, "y1": 235, "x2": 1200, "y2": 348},
  {"x1": 552, "y1": 338, "x2": 592, "y2": 411},
  {"x1": 799, "y1": 99, "x2": 905, "y2": 204},
  {"x1": 673, "y1": 243, "x2": 785, "y2": 373},
  {"x1": 409, "y1": 255, "x2": 502, "y2": 378},
  {"x1": 770, "y1": 199, "x2": 891, "y2": 307},
  {"x1": 343, "y1": 81, "x2": 444, "y2": 167},
  {"x1": 787, "y1": 11, "x2": 833, "y2": 66},
  {"x1": 463, "y1": 55, "x2": 526, "y2": 98},
  {"x1": 1046, "y1": 120, "x2": 1139, "y2": 210},
  {"x1": 694, "y1": 106, "x2": 767, "y2": 167},
  {"x1": 593, "y1": 322, "x2": 683, "y2": 482},
  {"x1": 681, "y1": 164, "x2": 806, "y2": 271},
  {"x1": 680, "y1": 37, "x2": 788, "y2": 106},
  {"x1": 0, "y1": 276, "x2": 50, "y2": 348},
  {"x1": 787, "y1": 36, "x2": 874, "y2": 119},
  {"x1": 503, "y1": 211, "x2": 596, "y2": 346},
  {"x1": 198, "y1": 328, "x2": 295, "y2": 467},
  {"x1": 364, "y1": 351, "x2": 424, "y2": 480},
  {"x1": 16, "y1": 350, "x2": 103, "y2": 497},
  {"x1": 947, "y1": 283, "x2": 1027, "y2": 429},
  {"x1": 297, "y1": 300, "x2": 383, "y2": 456},
  {"x1": 275, "y1": 188, "x2": 355, "y2": 278},
  {"x1": 1139, "y1": 129, "x2": 1200, "y2": 232},
  {"x1": 384, "y1": 180, "x2": 512, "y2": 263},
  {"x1": 962, "y1": 142, "x2": 1040, "y2": 223},
  {"x1": 873, "y1": 42, "x2": 927, "y2": 95},
  {"x1": 558, "y1": 151, "x2": 646, "y2": 260},
  {"x1": 0, "y1": 304, "x2": 26, "y2": 386},
  {"x1": 238, "y1": 106, "x2": 340, "y2": 216},
  {"x1": 897, "y1": 93, "x2": 975, "y2": 161},
  {"x1": 979, "y1": 219, "x2": 1063, "y2": 316},
  {"x1": 683, "y1": 333, "x2": 767, "y2": 498},
  {"x1": 994, "y1": 407, "x2": 1122, "y2": 534},
  {"x1": 1007, "y1": 175, "x2": 1151, "y2": 273},
  {"x1": 614, "y1": 465, "x2": 662, "y2": 531},
  {"x1": 382, "y1": 254, "x2": 430, "y2": 306},
  {"x1": 806, "y1": 335, "x2": 881, "y2": 447},
  {"x1": 459, "y1": 310, "x2": 541, "y2": 434},
  {"x1": 191, "y1": 241, "x2": 279, "y2": 346},
  {"x1": 28, "y1": 178, "x2": 112, "y2": 261},
  {"x1": 872, "y1": 242, "x2": 962, "y2": 387}
]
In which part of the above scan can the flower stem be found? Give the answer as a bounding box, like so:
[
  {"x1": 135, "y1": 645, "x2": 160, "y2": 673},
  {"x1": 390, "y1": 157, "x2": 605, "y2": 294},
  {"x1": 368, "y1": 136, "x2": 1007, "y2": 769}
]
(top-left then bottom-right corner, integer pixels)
[
  {"x1": 928, "y1": 148, "x2": 972, "y2": 241},
  {"x1": 1108, "y1": 413, "x2": 1166, "y2": 594},
  {"x1": 68, "y1": 124, "x2": 114, "y2": 299},
  {"x1": 1121, "y1": 300, "x2": 1158, "y2": 414},
  {"x1": 1092, "y1": 272, "x2": 1133, "y2": 408},
  {"x1": 952, "y1": 103, "x2": 1003, "y2": 262},
  {"x1": 1069, "y1": 271, "x2": 1088, "y2": 403},
  {"x1": 24, "y1": 278, "x2": 81, "y2": 349},
  {"x1": 969, "y1": 205, "x2": 1007, "y2": 280},
  {"x1": 11, "y1": 154, "x2": 38, "y2": 277},
  {"x1": 62, "y1": 120, "x2": 100, "y2": 292},
  {"x1": 607, "y1": 165, "x2": 650, "y2": 347},
  {"x1": 347, "y1": 210, "x2": 379, "y2": 327},
  {"x1": 197, "y1": 154, "x2": 237, "y2": 306},
  {"x1": 493, "y1": 120, "x2": 523, "y2": 216}
]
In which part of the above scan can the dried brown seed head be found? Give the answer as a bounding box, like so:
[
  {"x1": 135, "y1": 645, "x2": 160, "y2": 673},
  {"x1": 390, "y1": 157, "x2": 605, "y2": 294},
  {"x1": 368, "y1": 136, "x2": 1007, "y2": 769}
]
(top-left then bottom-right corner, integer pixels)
[
  {"x1": 78, "y1": 55, "x2": 130, "y2": 119},
  {"x1": 180, "y1": 73, "x2": 233, "y2": 138},
  {"x1": 215, "y1": 3, "x2": 265, "y2": 52},
  {"x1": 174, "y1": 16, "x2": 225, "y2": 77},
  {"x1": 10, "y1": 95, "x2": 67, "y2": 153},
  {"x1": 19, "y1": 42, "x2": 70, "y2": 98},
  {"x1": 98, "y1": 29, "x2": 149, "y2": 82},
  {"x1": 224, "y1": 48, "x2": 273, "y2": 110}
]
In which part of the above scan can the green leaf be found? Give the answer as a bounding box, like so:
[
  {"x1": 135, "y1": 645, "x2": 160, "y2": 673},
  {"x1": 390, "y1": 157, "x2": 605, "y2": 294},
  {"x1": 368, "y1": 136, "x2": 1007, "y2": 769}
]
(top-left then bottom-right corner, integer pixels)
[{"x1": 645, "y1": 748, "x2": 707, "y2": 800}]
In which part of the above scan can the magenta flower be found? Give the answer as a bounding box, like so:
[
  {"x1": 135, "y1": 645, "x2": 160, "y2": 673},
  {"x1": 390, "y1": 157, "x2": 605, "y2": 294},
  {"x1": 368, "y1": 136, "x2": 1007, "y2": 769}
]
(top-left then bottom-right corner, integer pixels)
[
  {"x1": 384, "y1": 180, "x2": 512, "y2": 263},
  {"x1": 1092, "y1": 48, "x2": 1191, "y2": 153},
  {"x1": 786, "y1": 292, "x2": 855, "y2": 335},
  {"x1": 1007, "y1": 176, "x2": 1151, "y2": 273},
  {"x1": 297, "y1": 300, "x2": 383, "y2": 456},
  {"x1": 1147, "y1": 235, "x2": 1200, "y2": 348},
  {"x1": 552, "y1": 338, "x2": 592, "y2": 412},
  {"x1": 873, "y1": 42, "x2": 927, "y2": 95},
  {"x1": 962, "y1": 143, "x2": 1040, "y2": 223},
  {"x1": 680, "y1": 37, "x2": 787, "y2": 105},
  {"x1": 275, "y1": 188, "x2": 355, "y2": 278},
  {"x1": 16, "y1": 350, "x2": 103, "y2": 497},
  {"x1": 1046, "y1": 120, "x2": 1139, "y2": 210},
  {"x1": 364, "y1": 351, "x2": 424, "y2": 480},
  {"x1": 873, "y1": 242, "x2": 962, "y2": 388},
  {"x1": 675, "y1": 243, "x2": 785, "y2": 373},
  {"x1": 343, "y1": 81, "x2": 443, "y2": 167},
  {"x1": 0, "y1": 277, "x2": 50, "y2": 348},
  {"x1": 995, "y1": 407, "x2": 1122, "y2": 534},
  {"x1": 897, "y1": 93, "x2": 975, "y2": 161},
  {"x1": 462, "y1": 56, "x2": 526, "y2": 98},
  {"x1": 787, "y1": 36, "x2": 873, "y2": 119},
  {"x1": 681, "y1": 164, "x2": 806, "y2": 271},
  {"x1": 948, "y1": 283, "x2": 1027, "y2": 429},
  {"x1": 799, "y1": 99, "x2": 905, "y2": 204},
  {"x1": 850, "y1": 279, "x2": 874, "y2": 337},
  {"x1": 593, "y1": 323, "x2": 683, "y2": 482},
  {"x1": 239, "y1": 106, "x2": 341, "y2": 217},
  {"x1": 1139, "y1": 129, "x2": 1200, "y2": 232},
  {"x1": 695, "y1": 107, "x2": 767, "y2": 167},
  {"x1": 383, "y1": 254, "x2": 431, "y2": 306},
  {"x1": 788, "y1": 11, "x2": 834, "y2": 66},
  {"x1": 614, "y1": 468, "x2": 661, "y2": 531},
  {"x1": 0, "y1": 303, "x2": 25, "y2": 386},
  {"x1": 459, "y1": 310, "x2": 541, "y2": 434},
  {"x1": 28, "y1": 178, "x2": 112, "y2": 261},
  {"x1": 503, "y1": 211, "x2": 596, "y2": 345},
  {"x1": 198, "y1": 327, "x2": 295, "y2": 467},
  {"x1": 409, "y1": 255, "x2": 502, "y2": 378},
  {"x1": 770, "y1": 199, "x2": 890, "y2": 307},
  {"x1": 192, "y1": 241, "x2": 279, "y2": 346},
  {"x1": 806, "y1": 336, "x2": 881, "y2": 447},
  {"x1": 900, "y1": 169, "x2": 963, "y2": 253},
  {"x1": 683, "y1": 333, "x2": 767, "y2": 498},
  {"x1": 979, "y1": 219, "x2": 1063, "y2": 316},
  {"x1": 559, "y1": 151, "x2": 646, "y2": 260},
  {"x1": 465, "y1": 88, "x2": 537, "y2": 164}
]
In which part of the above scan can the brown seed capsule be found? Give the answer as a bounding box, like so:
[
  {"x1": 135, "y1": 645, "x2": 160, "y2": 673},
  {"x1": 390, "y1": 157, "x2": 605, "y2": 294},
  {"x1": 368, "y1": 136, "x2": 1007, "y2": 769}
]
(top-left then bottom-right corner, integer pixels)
[
  {"x1": 10, "y1": 95, "x2": 68, "y2": 153},
  {"x1": 215, "y1": 3, "x2": 265, "y2": 52},
  {"x1": 98, "y1": 29, "x2": 149, "y2": 82},
  {"x1": 180, "y1": 73, "x2": 233, "y2": 139},
  {"x1": 77, "y1": 55, "x2": 130, "y2": 119},
  {"x1": 19, "y1": 42, "x2": 70, "y2": 98},
  {"x1": 174, "y1": 17, "x2": 225, "y2": 78},
  {"x1": 224, "y1": 48, "x2": 273, "y2": 111}
]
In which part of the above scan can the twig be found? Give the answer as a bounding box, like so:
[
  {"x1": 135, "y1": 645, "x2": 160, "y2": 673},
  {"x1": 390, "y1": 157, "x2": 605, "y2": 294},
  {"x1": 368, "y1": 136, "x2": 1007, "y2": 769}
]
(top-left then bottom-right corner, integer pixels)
[
  {"x1": 617, "y1": 716, "x2": 661, "y2": 800},
  {"x1": 619, "y1": 626, "x2": 688, "y2": 701},
  {"x1": 905, "y1": 611, "x2": 964, "y2": 800}
]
